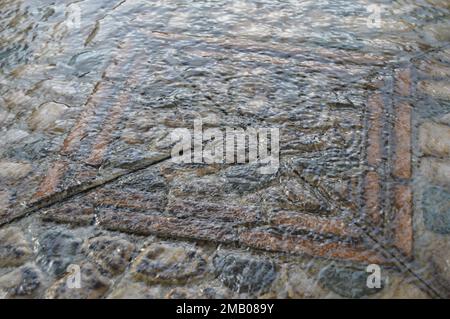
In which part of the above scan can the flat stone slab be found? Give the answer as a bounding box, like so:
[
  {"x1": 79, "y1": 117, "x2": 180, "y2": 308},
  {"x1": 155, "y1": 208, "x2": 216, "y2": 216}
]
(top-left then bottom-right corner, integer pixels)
[
  {"x1": 23, "y1": 29, "x2": 415, "y2": 265},
  {"x1": 423, "y1": 184, "x2": 450, "y2": 235}
]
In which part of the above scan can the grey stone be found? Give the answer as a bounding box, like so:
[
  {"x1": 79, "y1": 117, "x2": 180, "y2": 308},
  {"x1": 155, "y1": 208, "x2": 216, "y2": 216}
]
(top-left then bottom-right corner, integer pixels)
[
  {"x1": 83, "y1": 236, "x2": 135, "y2": 275},
  {"x1": 423, "y1": 23, "x2": 450, "y2": 42},
  {"x1": 45, "y1": 262, "x2": 110, "y2": 299},
  {"x1": 37, "y1": 230, "x2": 82, "y2": 276},
  {"x1": 0, "y1": 264, "x2": 43, "y2": 298},
  {"x1": 164, "y1": 285, "x2": 231, "y2": 299},
  {"x1": 213, "y1": 252, "x2": 277, "y2": 294},
  {"x1": 0, "y1": 227, "x2": 33, "y2": 268},
  {"x1": 439, "y1": 113, "x2": 450, "y2": 126},
  {"x1": 131, "y1": 242, "x2": 207, "y2": 284},
  {"x1": 420, "y1": 158, "x2": 450, "y2": 186},
  {"x1": 419, "y1": 122, "x2": 450, "y2": 158},
  {"x1": 221, "y1": 163, "x2": 278, "y2": 192},
  {"x1": 0, "y1": 191, "x2": 10, "y2": 217},
  {"x1": 374, "y1": 274, "x2": 429, "y2": 299},
  {"x1": 418, "y1": 80, "x2": 450, "y2": 101},
  {"x1": 3, "y1": 91, "x2": 32, "y2": 113},
  {"x1": 165, "y1": 287, "x2": 202, "y2": 299},
  {"x1": 0, "y1": 161, "x2": 32, "y2": 181},
  {"x1": 107, "y1": 281, "x2": 164, "y2": 299},
  {"x1": 3, "y1": 133, "x2": 56, "y2": 161},
  {"x1": 423, "y1": 186, "x2": 450, "y2": 234},
  {"x1": 428, "y1": 234, "x2": 450, "y2": 287},
  {"x1": 0, "y1": 129, "x2": 29, "y2": 148},
  {"x1": 436, "y1": 48, "x2": 450, "y2": 64},
  {"x1": 27, "y1": 102, "x2": 68, "y2": 131},
  {"x1": 318, "y1": 263, "x2": 383, "y2": 298},
  {"x1": 417, "y1": 60, "x2": 450, "y2": 78},
  {"x1": 269, "y1": 264, "x2": 327, "y2": 298},
  {"x1": 0, "y1": 109, "x2": 10, "y2": 125}
]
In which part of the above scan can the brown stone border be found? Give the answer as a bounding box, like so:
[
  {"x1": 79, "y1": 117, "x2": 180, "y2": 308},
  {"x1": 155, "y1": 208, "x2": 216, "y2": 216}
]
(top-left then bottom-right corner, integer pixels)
[
  {"x1": 31, "y1": 34, "x2": 414, "y2": 264},
  {"x1": 392, "y1": 68, "x2": 413, "y2": 257}
]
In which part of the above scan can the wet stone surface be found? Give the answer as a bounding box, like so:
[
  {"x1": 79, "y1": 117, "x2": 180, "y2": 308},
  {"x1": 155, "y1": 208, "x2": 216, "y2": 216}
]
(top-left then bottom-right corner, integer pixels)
[
  {"x1": 83, "y1": 236, "x2": 135, "y2": 276},
  {"x1": 37, "y1": 229, "x2": 82, "y2": 276},
  {"x1": 0, "y1": 264, "x2": 44, "y2": 298},
  {"x1": 419, "y1": 121, "x2": 450, "y2": 158},
  {"x1": 45, "y1": 262, "x2": 111, "y2": 299},
  {"x1": 27, "y1": 102, "x2": 69, "y2": 132},
  {"x1": 131, "y1": 242, "x2": 207, "y2": 285},
  {"x1": 0, "y1": 161, "x2": 32, "y2": 181},
  {"x1": 213, "y1": 252, "x2": 277, "y2": 294},
  {"x1": 0, "y1": 0, "x2": 449, "y2": 299},
  {"x1": 41, "y1": 201, "x2": 95, "y2": 226},
  {"x1": 317, "y1": 263, "x2": 383, "y2": 298},
  {"x1": 268, "y1": 264, "x2": 327, "y2": 298},
  {"x1": 0, "y1": 227, "x2": 33, "y2": 268},
  {"x1": 423, "y1": 186, "x2": 450, "y2": 234},
  {"x1": 0, "y1": 0, "x2": 418, "y2": 271}
]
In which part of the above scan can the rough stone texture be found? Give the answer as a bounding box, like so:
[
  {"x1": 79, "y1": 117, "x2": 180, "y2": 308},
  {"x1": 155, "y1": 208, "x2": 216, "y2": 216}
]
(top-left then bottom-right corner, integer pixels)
[
  {"x1": 37, "y1": 229, "x2": 82, "y2": 276},
  {"x1": 13, "y1": 24, "x2": 411, "y2": 274},
  {"x1": 436, "y1": 48, "x2": 450, "y2": 64},
  {"x1": 267, "y1": 264, "x2": 328, "y2": 298},
  {"x1": 0, "y1": 191, "x2": 9, "y2": 217},
  {"x1": 213, "y1": 251, "x2": 277, "y2": 294},
  {"x1": 438, "y1": 113, "x2": 450, "y2": 126},
  {"x1": 420, "y1": 157, "x2": 450, "y2": 186},
  {"x1": 423, "y1": 186, "x2": 450, "y2": 234},
  {"x1": 131, "y1": 242, "x2": 207, "y2": 284},
  {"x1": 317, "y1": 263, "x2": 383, "y2": 298},
  {"x1": 0, "y1": 264, "x2": 44, "y2": 298},
  {"x1": 2, "y1": 91, "x2": 33, "y2": 113},
  {"x1": 419, "y1": 122, "x2": 450, "y2": 158},
  {"x1": 366, "y1": 93, "x2": 383, "y2": 168},
  {"x1": 83, "y1": 236, "x2": 135, "y2": 275},
  {"x1": 431, "y1": 242, "x2": 450, "y2": 286},
  {"x1": 162, "y1": 286, "x2": 231, "y2": 299},
  {"x1": 374, "y1": 275, "x2": 429, "y2": 299},
  {"x1": 0, "y1": 129, "x2": 29, "y2": 148},
  {"x1": 418, "y1": 231, "x2": 450, "y2": 293},
  {"x1": 200, "y1": 285, "x2": 232, "y2": 299},
  {"x1": 98, "y1": 210, "x2": 238, "y2": 244},
  {"x1": 393, "y1": 102, "x2": 412, "y2": 179},
  {"x1": 364, "y1": 171, "x2": 382, "y2": 225},
  {"x1": 0, "y1": 227, "x2": 33, "y2": 267},
  {"x1": 27, "y1": 102, "x2": 68, "y2": 131},
  {"x1": 107, "y1": 281, "x2": 164, "y2": 299},
  {"x1": 0, "y1": 161, "x2": 32, "y2": 181},
  {"x1": 395, "y1": 68, "x2": 411, "y2": 97},
  {"x1": 0, "y1": 0, "x2": 446, "y2": 299},
  {"x1": 393, "y1": 185, "x2": 413, "y2": 256},
  {"x1": 418, "y1": 80, "x2": 450, "y2": 101},
  {"x1": 417, "y1": 60, "x2": 450, "y2": 78},
  {"x1": 22, "y1": 20, "x2": 400, "y2": 266},
  {"x1": 423, "y1": 23, "x2": 450, "y2": 42},
  {"x1": 41, "y1": 202, "x2": 95, "y2": 226},
  {"x1": 165, "y1": 287, "x2": 203, "y2": 299},
  {"x1": 45, "y1": 262, "x2": 111, "y2": 299},
  {"x1": 0, "y1": 109, "x2": 10, "y2": 125}
]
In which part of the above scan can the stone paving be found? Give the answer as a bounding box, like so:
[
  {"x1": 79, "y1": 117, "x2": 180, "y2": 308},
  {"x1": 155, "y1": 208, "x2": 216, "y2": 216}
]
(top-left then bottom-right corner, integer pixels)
[
  {"x1": 25, "y1": 39, "x2": 411, "y2": 265},
  {"x1": 0, "y1": 0, "x2": 450, "y2": 299}
]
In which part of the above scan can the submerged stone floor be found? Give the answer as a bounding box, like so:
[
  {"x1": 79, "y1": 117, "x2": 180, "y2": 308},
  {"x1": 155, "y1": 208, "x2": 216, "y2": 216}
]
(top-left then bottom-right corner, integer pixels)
[{"x1": 0, "y1": 0, "x2": 450, "y2": 298}]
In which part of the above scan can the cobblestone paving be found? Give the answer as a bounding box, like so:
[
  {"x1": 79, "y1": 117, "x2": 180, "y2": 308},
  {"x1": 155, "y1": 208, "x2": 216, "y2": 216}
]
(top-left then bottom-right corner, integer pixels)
[{"x1": 0, "y1": 0, "x2": 449, "y2": 298}]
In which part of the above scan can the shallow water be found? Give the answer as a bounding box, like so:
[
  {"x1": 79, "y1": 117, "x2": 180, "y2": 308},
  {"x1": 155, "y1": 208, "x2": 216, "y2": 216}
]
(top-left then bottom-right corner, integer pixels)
[{"x1": 0, "y1": 0, "x2": 449, "y2": 299}]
